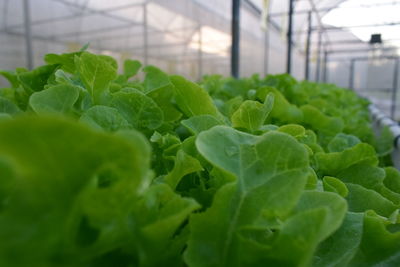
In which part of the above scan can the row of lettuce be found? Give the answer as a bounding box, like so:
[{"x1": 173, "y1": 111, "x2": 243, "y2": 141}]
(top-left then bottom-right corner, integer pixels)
[{"x1": 0, "y1": 49, "x2": 399, "y2": 267}]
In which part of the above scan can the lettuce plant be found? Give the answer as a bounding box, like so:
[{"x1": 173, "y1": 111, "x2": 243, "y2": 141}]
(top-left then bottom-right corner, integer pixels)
[{"x1": 0, "y1": 50, "x2": 399, "y2": 267}]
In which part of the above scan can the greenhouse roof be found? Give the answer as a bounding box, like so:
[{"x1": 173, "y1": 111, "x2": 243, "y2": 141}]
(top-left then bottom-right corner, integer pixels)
[
  {"x1": 2, "y1": 0, "x2": 399, "y2": 59},
  {"x1": 1, "y1": 0, "x2": 399, "y2": 83}
]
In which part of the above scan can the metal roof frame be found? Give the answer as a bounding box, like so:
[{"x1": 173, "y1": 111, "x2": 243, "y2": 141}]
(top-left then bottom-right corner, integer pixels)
[
  {"x1": 2, "y1": 1, "x2": 146, "y2": 32},
  {"x1": 5, "y1": 0, "x2": 206, "y2": 70},
  {"x1": 269, "y1": 1, "x2": 400, "y2": 17},
  {"x1": 3, "y1": 0, "x2": 400, "y2": 82}
]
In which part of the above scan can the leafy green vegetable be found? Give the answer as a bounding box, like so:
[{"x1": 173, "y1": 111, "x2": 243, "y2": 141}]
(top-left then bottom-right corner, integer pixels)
[
  {"x1": 0, "y1": 97, "x2": 21, "y2": 115},
  {"x1": 44, "y1": 51, "x2": 82, "y2": 74},
  {"x1": 314, "y1": 212, "x2": 364, "y2": 267},
  {"x1": 18, "y1": 64, "x2": 59, "y2": 93},
  {"x1": 316, "y1": 143, "x2": 378, "y2": 176},
  {"x1": 143, "y1": 66, "x2": 181, "y2": 122},
  {"x1": 75, "y1": 52, "x2": 117, "y2": 104},
  {"x1": 0, "y1": 116, "x2": 150, "y2": 267},
  {"x1": 170, "y1": 75, "x2": 220, "y2": 118},
  {"x1": 231, "y1": 93, "x2": 274, "y2": 132},
  {"x1": 256, "y1": 86, "x2": 303, "y2": 123},
  {"x1": 79, "y1": 105, "x2": 131, "y2": 132},
  {"x1": 0, "y1": 49, "x2": 398, "y2": 267},
  {"x1": 0, "y1": 70, "x2": 19, "y2": 88},
  {"x1": 185, "y1": 126, "x2": 336, "y2": 267},
  {"x1": 111, "y1": 89, "x2": 163, "y2": 131},
  {"x1": 124, "y1": 59, "x2": 141, "y2": 78},
  {"x1": 181, "y1": 115, "x2": 223, "y2": 135},
  {"x1": 29, "y1": 84, "x2": 79, "y2": 114},
  {"x1": 301, "y1": 105, "x2": 344, "y2": 135},
  {"x1": 323, "y1": 176, "x2": 349, "y2": 197},
  {"x1": 164, "y1": 149, "x2": 203, "y2": 189},
  {"x1": 327, "y1": 133, "x2": 361, "y2": 153}
]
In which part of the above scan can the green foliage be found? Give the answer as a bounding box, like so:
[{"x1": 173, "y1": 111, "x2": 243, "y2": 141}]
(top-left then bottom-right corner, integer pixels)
[
  {"x1": 111, "y1": 89, "x2": 164, "y2": 131},
  {"x1": 75, "y1": 52, "x2": 117, "y2": 104},
  {"x1": 170, "y1": 75, "x2": 220, "y2": 118},
  {"x1": 181, "y1": 115, "x2": 223, "y2": 135},
  {"x1": 79, "y1": 105, "x2": 131, "y2": 132},
  {"x1": 29, "y1": 84, "x2": 79, "y2": 114},
  {"x1": 315, "y1": 143, "x2": 378, "y2": 176},
  {"x1": 18, "y1": 64, "x2": 59, "y2": 93},
  {"x1": 44, "y1": 51, "x2": 83, "y2": 73},
  {"x1": 185, "y1": 126, "x2": 346, "y2": 267},
  {"x1": 256, "y1": 86, "x2": 303, "y2": 123},
  {"x1": 0, "y1": 97, "x2": 21, "y2": 115},
  {"x1": 124, "y1": 59, "x2": 141, "y2": 78},
  {"x1": 314, "y1": 212, "x2": 364, "y2": 267},
  {"x1": 327, "y1": 133, "x2": 361, "y2": 153},
  {"x1": 231, "y1": 93, "x2": 274, "y2": 132},
  {"x1": 0, "y1": 70, "x2": 19, "y2": 88},
  {"x1": 0, "y1": 50, "x2": 398, "y2": 266}
]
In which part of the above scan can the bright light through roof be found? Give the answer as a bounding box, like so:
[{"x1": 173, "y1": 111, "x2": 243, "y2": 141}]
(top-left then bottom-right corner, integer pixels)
[
  {"x1": 322, "y1": 0, "x2": 400, "y2": 42},
  {"x1": 189, "y1": 26, "x2": 230, "y2": 57}
]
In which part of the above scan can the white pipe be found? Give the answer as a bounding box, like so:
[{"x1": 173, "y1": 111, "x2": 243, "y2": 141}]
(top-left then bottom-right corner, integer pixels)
[{"x1": 369, "y1": 105, "x2": 400, "y2": 168}]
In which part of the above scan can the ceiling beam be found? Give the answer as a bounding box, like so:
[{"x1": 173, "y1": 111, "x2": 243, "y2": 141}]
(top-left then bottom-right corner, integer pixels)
[
  {"x1": 294, "y1": 22, "x2": 400, "y2": 35},
  {"x1": 0, "y1": 1, "x2": 146, "y2": 34},
  {"x1": 269, "y1": 2, "x2": 400, "y2": 17},
  {"x1": 329, "y1": 47, "x2": 398, "y2": 54}
]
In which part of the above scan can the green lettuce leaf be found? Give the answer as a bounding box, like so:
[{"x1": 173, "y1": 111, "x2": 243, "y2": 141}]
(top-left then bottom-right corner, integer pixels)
[
  {"x1": 185, "y1": 126, "x2": 319, "y2": 267},
  {"x1": 79, "y1": 105, "x2": 131, "y2": 132},
  {"x1": 29, "y1": 84, "x2": 79, "y2": 114},
  {"x1": 111, "y1": 89, "x2": 163, "y2": 131},
  {"x1": 0, "y1": 116, "x2": 150, "y2": 267},
  {"x1": 75, "y1": 52, "x2": 117, "y2": 104},
  {"x1": 231, "y1": 93, "x2": 274, "y2": 132},
  {"x1": 170, "y1": 75, "x2": 220, "y2": 118}
]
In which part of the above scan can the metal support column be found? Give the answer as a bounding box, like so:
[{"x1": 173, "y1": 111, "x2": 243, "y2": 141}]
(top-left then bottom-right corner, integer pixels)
[
  {"x1": 263, "y1": 0, "x2": 270, "y2": 76},
  {"x1": 323, "y1": 50, "x2": 328, "y2": 82},
  {"x1": 349, "y1": 59, "x2": 355, "y2": 90},
  {"x1": 264, "y1": 30, "x2": 269, "y2": 76},
  {"x1": 390, "y1": 58, "x2": 399, "y2": 119},
  {"x1": 143, "y1": 2, "x2": 148, "y2": 66},
  {"x1": 197, "y1": 25, "x2": 203, "y2": 80},
  {"x1": 22, "y1": 0, "x2": 33, "y2": 70},
  {"x1": 305, "y1": 11, "x2": 312, "y2": 80},
  {"x1": 315, "y1": 29, "x2": 322, "y2": 81},
  {"x1": 231, "y1": 0, "x2": 241, "y2": 78},
  {"x1": 286, "y1": 0, "x2": 294, "y2": 74}
]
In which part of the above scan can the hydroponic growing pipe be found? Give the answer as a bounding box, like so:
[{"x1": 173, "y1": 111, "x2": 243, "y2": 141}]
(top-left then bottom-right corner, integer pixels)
[{"x1": 369, "y1": 105, "x2": 400, "y2": 168}]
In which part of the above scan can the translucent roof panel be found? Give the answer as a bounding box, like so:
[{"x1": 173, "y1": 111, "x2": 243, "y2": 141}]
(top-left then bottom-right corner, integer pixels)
[
  {"x1": 1, "y1": 0, "x2": 400, "y2": 81},
  {"x1": 0, "y1": 0, "x2": 237, "y2": 81},
  {"x1": 323, "y1": 0, "x2": 400, "y2": 45}
]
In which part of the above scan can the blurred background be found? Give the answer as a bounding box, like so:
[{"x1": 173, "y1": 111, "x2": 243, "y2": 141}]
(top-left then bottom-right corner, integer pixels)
[{"x1": 1, "y1": 0, "x2": 400, "y2": 121}]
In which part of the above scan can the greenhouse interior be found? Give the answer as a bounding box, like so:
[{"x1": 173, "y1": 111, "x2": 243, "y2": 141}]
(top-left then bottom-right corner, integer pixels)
[{"x1": 0, "y1": 0, "x2": 400, "y2": 266}]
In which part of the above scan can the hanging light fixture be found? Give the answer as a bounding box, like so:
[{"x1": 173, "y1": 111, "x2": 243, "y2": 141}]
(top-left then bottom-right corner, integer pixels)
[
  {"x1": 369, "y1": 33, "x2": 382, "y2": 45},
  {"x1": 369, "y1": 33, "x2": 383, "y2": 60}
]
